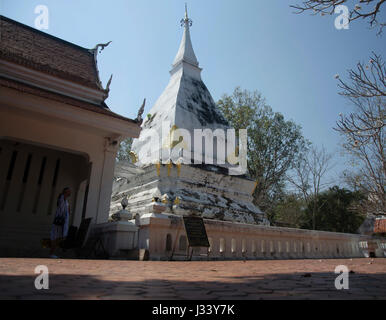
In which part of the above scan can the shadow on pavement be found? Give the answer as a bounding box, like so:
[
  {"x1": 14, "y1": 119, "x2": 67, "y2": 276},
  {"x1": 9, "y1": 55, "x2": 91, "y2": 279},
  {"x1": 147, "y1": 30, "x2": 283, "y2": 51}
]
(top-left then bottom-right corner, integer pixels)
[{"x1": 0, "y1": 271, "x2": 385, "y2": 300}]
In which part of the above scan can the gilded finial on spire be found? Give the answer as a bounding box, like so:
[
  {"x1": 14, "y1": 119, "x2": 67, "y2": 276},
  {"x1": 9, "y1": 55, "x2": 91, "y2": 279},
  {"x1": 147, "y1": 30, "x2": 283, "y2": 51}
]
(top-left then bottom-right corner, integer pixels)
[
  {"x1": 173, "y1": 3, "x2": 199, "y2": 68},
  {"x1": 181, "y1": 3, "x2": 192, "y2": 27}
]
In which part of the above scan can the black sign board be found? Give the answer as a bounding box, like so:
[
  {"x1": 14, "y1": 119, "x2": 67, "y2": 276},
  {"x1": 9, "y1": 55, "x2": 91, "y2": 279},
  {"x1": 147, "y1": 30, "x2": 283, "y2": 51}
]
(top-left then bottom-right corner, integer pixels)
[
  {"x1": 183, "y1": 216, "x2": 210, "y2": 248},
  {"x1": 75, "y1": 217, "x2": 92, "y2": 247}
]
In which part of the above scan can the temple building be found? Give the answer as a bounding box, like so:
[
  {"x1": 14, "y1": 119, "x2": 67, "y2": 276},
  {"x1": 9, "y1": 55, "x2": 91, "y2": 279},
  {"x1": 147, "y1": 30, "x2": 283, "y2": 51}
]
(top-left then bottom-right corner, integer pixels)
[{"x1": 0, "y1": 16, "x2": 140, "y2": 256}]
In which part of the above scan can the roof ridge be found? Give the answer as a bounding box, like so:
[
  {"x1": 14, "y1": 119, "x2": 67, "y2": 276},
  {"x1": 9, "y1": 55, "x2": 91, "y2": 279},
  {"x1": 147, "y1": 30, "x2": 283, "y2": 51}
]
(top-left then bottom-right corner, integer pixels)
[{"x1": 0, "y1": 15, "x2": 93, "y2": 53}]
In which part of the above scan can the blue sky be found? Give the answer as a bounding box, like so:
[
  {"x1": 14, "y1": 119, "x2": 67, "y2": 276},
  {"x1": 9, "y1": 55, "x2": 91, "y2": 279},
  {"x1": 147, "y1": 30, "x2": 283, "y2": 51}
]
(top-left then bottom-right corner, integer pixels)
[{"x1": 1, "y1": 0, "x2": 385, "y2": 186}]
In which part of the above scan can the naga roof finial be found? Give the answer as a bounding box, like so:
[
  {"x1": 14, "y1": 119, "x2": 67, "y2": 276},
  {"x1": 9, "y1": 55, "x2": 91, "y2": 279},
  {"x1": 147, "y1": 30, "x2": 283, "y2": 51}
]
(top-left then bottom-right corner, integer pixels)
[
  {"x1": 92, "y1": 41, "x2": 112, "y2": 53},
  {"x1": 135, "y1": 98, "x2": 146, "y2": 124},
  {"x1": 89, "y1": 41, "x2": 112, "y2": 91}
]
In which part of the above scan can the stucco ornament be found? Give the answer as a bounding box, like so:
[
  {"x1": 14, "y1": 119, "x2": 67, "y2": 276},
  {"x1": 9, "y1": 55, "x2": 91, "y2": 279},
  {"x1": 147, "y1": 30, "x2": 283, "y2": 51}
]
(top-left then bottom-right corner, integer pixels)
[{"x1": 111, "y1": 197, "x2": 133, "y2": 221}]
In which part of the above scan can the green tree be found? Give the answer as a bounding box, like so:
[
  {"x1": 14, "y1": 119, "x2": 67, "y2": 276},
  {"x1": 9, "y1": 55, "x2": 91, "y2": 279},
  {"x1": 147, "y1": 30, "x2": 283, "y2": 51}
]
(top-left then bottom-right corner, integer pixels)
[
  {"x1": 302, "y1": 186, "x2": 366, "y2": 233},
  {"x1": 271, "y1": 194, "x2": 306, "y2": 228},
  {"x1": 217, "y1": 87, "x2": 308, "y2": 219}
]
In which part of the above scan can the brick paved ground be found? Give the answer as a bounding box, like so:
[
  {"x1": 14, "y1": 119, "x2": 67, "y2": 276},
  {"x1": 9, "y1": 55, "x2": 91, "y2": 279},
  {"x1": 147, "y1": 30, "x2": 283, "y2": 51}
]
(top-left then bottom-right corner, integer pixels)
[{"x1": 0, "y1": 258, "x2": 385, "y2": 300}]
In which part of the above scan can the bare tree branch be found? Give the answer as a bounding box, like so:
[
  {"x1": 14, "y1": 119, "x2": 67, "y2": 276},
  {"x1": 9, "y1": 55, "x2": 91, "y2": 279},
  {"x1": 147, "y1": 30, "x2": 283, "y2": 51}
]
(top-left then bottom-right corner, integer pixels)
[
  {"x1": 337, "y1": 52, "x2": 386, "y2": 99},
  {"x1": 291, "y1": 0, "x2": 386, "y2": 33},
  {"x1": 287, "y1": 145, "x2": 334, "y2": 229},
  {"x1": 334, "y1": 53, "x2": 385, "y2": 215}
]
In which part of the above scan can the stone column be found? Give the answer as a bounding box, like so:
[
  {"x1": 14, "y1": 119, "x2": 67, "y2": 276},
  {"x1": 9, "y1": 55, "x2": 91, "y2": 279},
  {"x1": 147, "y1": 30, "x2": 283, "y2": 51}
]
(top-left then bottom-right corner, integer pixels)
[{"x1": 95, "y1": 138, "x2": 120, "y2": 224}]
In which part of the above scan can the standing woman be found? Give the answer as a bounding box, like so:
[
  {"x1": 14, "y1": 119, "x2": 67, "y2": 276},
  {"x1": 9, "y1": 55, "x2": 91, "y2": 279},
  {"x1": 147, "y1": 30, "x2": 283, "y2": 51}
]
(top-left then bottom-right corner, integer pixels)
[{"x1": 49, "y1": 187, "x2": 71, "y2": 259}]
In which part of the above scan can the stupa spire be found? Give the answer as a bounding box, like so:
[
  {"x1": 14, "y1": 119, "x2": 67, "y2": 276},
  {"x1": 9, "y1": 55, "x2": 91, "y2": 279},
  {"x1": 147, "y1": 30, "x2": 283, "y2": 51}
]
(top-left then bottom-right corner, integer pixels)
[
  {"x1": 132, "y1": 4, "x2": 229, "y2": 168},
  {"x1": 184, "y1": 3, "x2": 189, "y2": 20},
  {"x1": 172, "y1": 4, "x2": 199, "y2": 69}
]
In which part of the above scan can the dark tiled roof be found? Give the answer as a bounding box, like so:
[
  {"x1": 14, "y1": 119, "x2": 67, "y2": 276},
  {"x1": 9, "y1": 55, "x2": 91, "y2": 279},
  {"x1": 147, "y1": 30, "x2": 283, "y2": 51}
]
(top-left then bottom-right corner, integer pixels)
[
  {"x1": 374, "y1": 218, "x2": 386, "y2": 233},
  {"x1": 0, "y1": 15, "x2": 138, "y2": 126},
  {"x1": 0, "y1": 15, "x2": 102, "y2": 90},
  {"x1": 0, "y1": 77, "x2": 137, "y2": 124}
]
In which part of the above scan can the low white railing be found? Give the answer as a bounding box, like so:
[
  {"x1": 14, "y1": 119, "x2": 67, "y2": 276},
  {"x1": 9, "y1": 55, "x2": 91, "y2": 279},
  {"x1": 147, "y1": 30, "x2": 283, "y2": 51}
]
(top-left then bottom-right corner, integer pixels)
[
  {"x1": 139, "y1": 214, "x2": 380, "y2": 260},
  {"x1": 90, "y1": 213, "x2": 385, "y2": 260},
  {"x1": 137, "y1": 214, "x2": 375, "y2": 260}
]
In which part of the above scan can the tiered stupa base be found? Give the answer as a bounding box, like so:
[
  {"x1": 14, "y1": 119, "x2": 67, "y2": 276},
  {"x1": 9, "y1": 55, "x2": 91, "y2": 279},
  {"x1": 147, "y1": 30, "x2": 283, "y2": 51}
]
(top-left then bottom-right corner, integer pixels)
[{"x1": 110, "y1": 163, "x2": 269, "y2": 226}]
